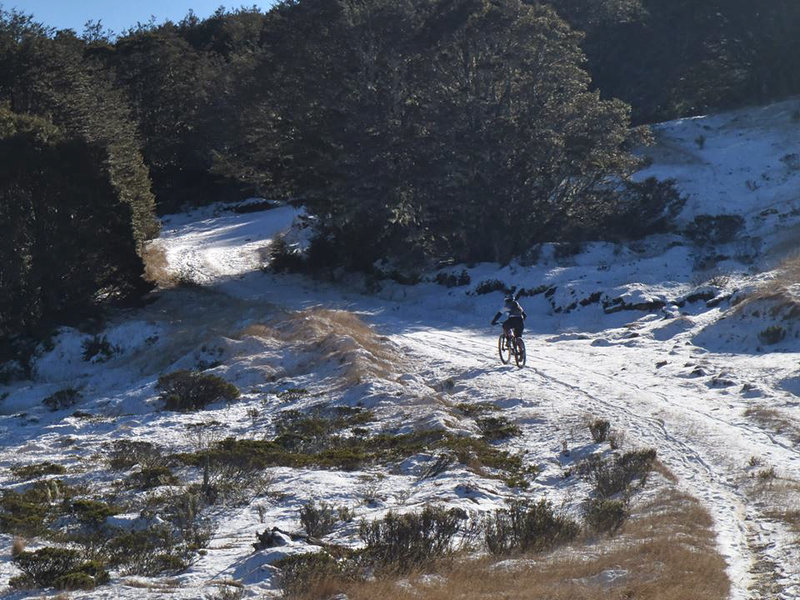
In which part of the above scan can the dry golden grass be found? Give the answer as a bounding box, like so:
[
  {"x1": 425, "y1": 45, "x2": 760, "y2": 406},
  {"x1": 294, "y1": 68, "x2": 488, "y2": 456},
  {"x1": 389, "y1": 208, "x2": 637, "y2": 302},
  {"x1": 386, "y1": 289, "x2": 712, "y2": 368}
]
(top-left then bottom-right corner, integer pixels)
[
  {"x1": 242, "y1": 308, "x2": 402, "y2": 386},
  {"x1": 775, "y1": 254, "x2": 800, "y2": 284},
  {"x1": 744, "y1": 406, "x2": 800, "y2": 443},
  {"x1": 734, "y1": 253, "x2": 800, "y2": 311},
  {"x1": 752, "y1": 475, "x2": 800, "y2": 530},
  {"x1": 10, "y1": 537, "x2": 25, "y2": 558},
  {"x1": 141, "y1": 241, "x2": 176, "y2": 287},
  {"x1": 288, "y1": 487, "x2": 729, "y2": 600}
]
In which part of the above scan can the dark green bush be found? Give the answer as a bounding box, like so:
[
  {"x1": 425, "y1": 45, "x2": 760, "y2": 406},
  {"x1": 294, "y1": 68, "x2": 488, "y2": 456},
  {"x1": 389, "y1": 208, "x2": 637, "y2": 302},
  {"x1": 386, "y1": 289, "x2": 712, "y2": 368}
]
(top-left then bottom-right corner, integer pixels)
[
  {"x1": 127, "y1": 466, "x2": 181, "y2": 490},
  {"x1": 475, "y1": 279, "x2": 507, "y2": 295},
  {"x1": 0, "y1": 480, "x2": 68, "y2": 536},
  {"x1": 300, "y1": 500, "x2": 339, "y2": 538},
  {"x1": 435, "y1": 270, "x2": 471, "y2": 288},
  {"x1": 484, "y1": 499, "x2": 580, "y2": 555},
  {"x1": 105, "y1": 527, "x2": 189, "y2": 576},
  {"x1": 359, "y1": 505, "x2": 465, "y2": 573},
  {"x1": 758, "y1": 325, "x2": 786, "y2": 345},
  {"x1": 268, "y1": 235, "x2": 306, "y2": 273},
  {"x1": 54, "y1": 571, "x2": 95, "y2": 590},
  {"x1": 588, "y1": 419, "x2": 611, "y2": 444},
  {"x1": 43, "y1": 388, "x2": 81, "y2": 411},
  {"x1": 685, "y1": 214, "x2": 745, "y2": 246},
  {"x1": 274, "y1": 552, "x2": 357, "y2": 599},
  {"x1": 70, "y1": 499, "x2": 120, "y2": 527},
  {"x1": 81, "y1": 335, "x2": 117, "y2": 362},
  {"x1": 10, "y1": 547, "x2": 86, "y2": 588},
  {"x1": 454, "y1": 402, "x2": 498, "y2": 417},
  {"x1": 11, "y1": 461, "x2": 66, "y2": 480},
  {"x1": 583, "y1": 498, "x2": 628, "y2": 534},
  {"x1": 476, "y1": 416, "x2": 521, "y2": 441},
  {"x1": 107, "y1": 439, "x2": 165, "y2": 470},
  {"x1": 157, "y1": 370, "x2": 240, "y2": 411},
  {"x1": 579, "y1": 449, "x2": 657, "y2": 499}
]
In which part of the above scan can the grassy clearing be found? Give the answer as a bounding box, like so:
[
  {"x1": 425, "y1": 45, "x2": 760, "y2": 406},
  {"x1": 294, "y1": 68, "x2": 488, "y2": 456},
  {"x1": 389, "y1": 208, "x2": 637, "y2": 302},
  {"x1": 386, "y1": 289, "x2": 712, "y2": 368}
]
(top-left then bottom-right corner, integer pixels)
[{"x1": 284, "y1": 488, "x2": 728, "y2": 600}]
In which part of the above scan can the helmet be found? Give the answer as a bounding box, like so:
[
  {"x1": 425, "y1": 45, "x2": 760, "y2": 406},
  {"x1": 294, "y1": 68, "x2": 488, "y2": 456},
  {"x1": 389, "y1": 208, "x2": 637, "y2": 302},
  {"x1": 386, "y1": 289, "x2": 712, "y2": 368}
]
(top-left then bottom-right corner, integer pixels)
[{"x1": 504, "y1": 295, "x2": 515, "y2": 306}]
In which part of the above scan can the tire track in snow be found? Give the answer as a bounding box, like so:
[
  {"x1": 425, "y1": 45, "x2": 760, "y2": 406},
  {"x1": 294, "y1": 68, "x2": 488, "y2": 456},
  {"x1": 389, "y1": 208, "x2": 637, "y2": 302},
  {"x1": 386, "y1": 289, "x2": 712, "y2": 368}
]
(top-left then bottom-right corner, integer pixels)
[
  {"x1": 528, "y1": 349, "x2": 800, "y2": 599},
  {"x1": 392, "y1": 327, "x2": 800, "y2": 600}
]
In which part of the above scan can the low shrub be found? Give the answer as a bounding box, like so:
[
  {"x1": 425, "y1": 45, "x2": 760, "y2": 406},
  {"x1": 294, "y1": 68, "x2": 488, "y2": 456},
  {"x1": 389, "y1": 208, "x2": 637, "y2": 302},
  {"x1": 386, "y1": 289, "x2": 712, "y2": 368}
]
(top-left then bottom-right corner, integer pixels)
[
  {"x1": 484, "y1": 499, "x2": 580, "y2": 555},
  {"x1": 206, "y1": 584, "x2": 246, "y2": 600},
  {"x1": 781, "y1": 153, "x2": 800, "y2": 171},
  {"x1": 108, "y1": 440, "x2": 166, "y2": 470},
  {"x1": 105, "y1": 527, "x2": 189, "y2": 576},
  {"x1": 685, "y1": 214, "x2": 744, "y2": 246},
  {"x1": 142, "y1": 488, "x2": 214, "y2": 551},
  {"x1": 43, "y1": 388, "x2": 81, "y2": 411},
  {"x1": 435, "y1": 270, "x2": 471, "y2": 288},
  {"x1": 476, "y1": 416, "x2": 521, "y2": 441},
  {"x1": 268, "y1": 235, "x2": 306, "y2": 273},
  {"x1": 588, "y1": 419, "x2": 611, "y2": 443},
  {"x1": 276, "y1": 387, "x2": 308, "y2": 401},
  {"x1": 454, "y1": 402, "x2": 498, "y2": 418},
  {"x1": 300, "y1": 500, "x2": 339, "y2": 538},
  {"x1": 81, "y1": 335, "x2": 117, "y2": 363},
  {"x1": 127, "y1": 466, "x2": 181, "y2": 490},
  {"x1": 195, "y1": 457, "x2": 273, "y2": 506},
  {"x1": 583, "y1": 498, "x2": 628, "y2": 534},
  {"x1": 11, "y1": 461, "x2": 67, "y2": 480},
  {"x1": 0, "y1": 480, "x2": 69, "y2": 536},
  {"x1": 579, "y1": 449, "x2": 657, "y2": 499},
  {"x1": 359, "y1": 505, "x2": 466, "y2": 573},
  {"x1": 758, "y1": 325, "x2": 786, "y2": 345},
  {"x1": 474, "y1": 279, "x2": 507, "y2": 295},
  {"x1": 70, "y1": 499, "x2": 120, "y2": 527},
  {"x1": 10, "y1": 547, "x2": 108, "y2": 590},
  {"x1": 157, "y1": 370, "x2": 240, "y2": 411},
  {"x1": 274, "y1": 552, "x2": 357, "y2": 599},
  {"x1": 176, "y1": 429, "x2": 531, "y2": 490},
  {"x1": 53, "y1": 571, "x2": 95, "y2": 590},
  {"x1": 273, "y1": 407, "x2": 373, "y2": 453}
]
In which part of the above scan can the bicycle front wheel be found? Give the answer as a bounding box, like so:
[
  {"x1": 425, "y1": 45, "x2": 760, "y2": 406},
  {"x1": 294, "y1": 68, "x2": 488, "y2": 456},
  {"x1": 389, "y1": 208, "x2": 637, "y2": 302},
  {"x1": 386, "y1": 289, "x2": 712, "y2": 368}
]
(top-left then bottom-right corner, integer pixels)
[
  {"x1": 514, "y1": 338, "x2": 526, "y2": 368},
  {"x1": 498, "y1": 333, "x2": 511, "y2": 364}
]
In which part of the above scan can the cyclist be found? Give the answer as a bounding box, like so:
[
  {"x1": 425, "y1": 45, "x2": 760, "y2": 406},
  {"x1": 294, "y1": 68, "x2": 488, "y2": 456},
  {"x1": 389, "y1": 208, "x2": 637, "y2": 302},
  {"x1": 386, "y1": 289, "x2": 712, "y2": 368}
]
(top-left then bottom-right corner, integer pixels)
[{"x1": 491, "y1": 295, "x2": 527, "y2": 338}]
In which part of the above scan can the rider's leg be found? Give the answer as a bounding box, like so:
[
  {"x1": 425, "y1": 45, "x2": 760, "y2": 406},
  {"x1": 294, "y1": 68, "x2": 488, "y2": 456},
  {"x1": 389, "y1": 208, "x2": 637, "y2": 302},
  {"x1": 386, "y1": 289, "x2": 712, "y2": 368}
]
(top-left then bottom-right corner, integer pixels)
[
  {"x1": 502, "y1": 320, "x2": 512, "y2": 336},
  {"x1": 508, "y1": 316, "x2": 523, "y2": 338}
]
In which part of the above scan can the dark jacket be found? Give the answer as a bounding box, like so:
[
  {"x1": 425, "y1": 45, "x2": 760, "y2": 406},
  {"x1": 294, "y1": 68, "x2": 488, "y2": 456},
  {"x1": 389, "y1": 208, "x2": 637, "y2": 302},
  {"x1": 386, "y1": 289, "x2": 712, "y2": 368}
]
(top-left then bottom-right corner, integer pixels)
[{"x1": 491, "y1": 300, "x2": 527, "y2": 325}]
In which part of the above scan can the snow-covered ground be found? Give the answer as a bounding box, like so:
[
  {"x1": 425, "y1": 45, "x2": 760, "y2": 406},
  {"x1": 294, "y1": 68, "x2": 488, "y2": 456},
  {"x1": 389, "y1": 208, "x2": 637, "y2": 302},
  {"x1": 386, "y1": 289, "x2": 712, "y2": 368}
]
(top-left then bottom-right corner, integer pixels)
[{"x1": 2, "y1": 99, "x2": 800, "y2": 599}]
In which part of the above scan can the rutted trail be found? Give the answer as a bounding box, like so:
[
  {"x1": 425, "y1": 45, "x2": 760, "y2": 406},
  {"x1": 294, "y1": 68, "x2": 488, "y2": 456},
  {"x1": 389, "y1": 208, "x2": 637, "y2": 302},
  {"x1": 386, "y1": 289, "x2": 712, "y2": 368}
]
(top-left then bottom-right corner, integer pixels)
[{"x1": 391, "y1": 326, "x2": 800, "y2": 600}]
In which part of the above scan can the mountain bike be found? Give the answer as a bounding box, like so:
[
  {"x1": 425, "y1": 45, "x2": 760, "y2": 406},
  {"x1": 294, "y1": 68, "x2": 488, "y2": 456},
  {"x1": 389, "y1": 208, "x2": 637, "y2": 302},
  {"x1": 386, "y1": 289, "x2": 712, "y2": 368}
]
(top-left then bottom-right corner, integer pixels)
[{"x1": 498, "y1": 327, "x2": 526, "y2": 368}]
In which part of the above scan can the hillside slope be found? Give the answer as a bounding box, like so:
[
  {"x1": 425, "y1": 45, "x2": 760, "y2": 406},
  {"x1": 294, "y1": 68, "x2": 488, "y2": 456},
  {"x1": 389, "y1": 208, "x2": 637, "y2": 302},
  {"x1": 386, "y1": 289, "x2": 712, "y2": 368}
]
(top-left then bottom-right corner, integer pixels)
[{"x1": 1, "y1": 99, "x2": 800, "y2": 599}]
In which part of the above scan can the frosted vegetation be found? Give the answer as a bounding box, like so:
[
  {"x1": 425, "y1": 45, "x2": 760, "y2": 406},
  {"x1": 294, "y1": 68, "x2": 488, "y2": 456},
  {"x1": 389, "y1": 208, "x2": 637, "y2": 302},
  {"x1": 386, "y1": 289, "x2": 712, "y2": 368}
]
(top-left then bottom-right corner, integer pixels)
[
  {"x1": 2, "y1": 2, "x2": 800, "y2": 598},
  {"x1": 1, "y1": 99, "x2": 800, "y2": 598}
]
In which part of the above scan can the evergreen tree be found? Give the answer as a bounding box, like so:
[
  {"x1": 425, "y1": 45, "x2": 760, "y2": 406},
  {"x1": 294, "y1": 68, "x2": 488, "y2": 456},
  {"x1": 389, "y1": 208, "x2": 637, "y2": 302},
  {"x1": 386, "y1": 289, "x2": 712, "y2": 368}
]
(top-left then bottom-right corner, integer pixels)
[
  {"x1": 0, "y1": 108, "x2": 146, "y2": 358},
  {"x1": 106, "y1": 21, "x2": 240, "y2": 212},
  {"x1": 0, "y1": 10, "x2": 159, "y2": 245},
  {"x1": 228, "y1": 0, "x2": 652, "y2": 268},
  {"x1": 0, "y1": 10, "x2": 157, "y2": 360}
]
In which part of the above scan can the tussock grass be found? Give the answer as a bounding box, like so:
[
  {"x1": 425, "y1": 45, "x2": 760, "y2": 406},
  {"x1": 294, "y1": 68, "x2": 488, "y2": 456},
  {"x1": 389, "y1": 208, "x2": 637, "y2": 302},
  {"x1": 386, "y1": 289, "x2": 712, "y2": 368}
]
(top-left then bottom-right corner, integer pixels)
[
  {"x1": 735, "y1": 254, "x2": 800, "y2": 311},
  {"x1": 744, "y1": 406, "x2": 800, "y2": 443},
  {"x1": 141, "y1": 242, "x2": 174, "y2": 287},
  {"x1": 240, "y1": 308, "x2": 401, "y2": 386},
  {"x1": 285, "y1": 488, "x2": 729, "y2": 600}
]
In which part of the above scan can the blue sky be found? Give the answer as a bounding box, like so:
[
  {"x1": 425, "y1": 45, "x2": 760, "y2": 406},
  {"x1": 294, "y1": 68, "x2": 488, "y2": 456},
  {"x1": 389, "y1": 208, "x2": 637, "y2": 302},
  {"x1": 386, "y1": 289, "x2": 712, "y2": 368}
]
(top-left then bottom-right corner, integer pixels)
[{"x1": 6, "y1": 1, "x2": 276, "y2": 35}]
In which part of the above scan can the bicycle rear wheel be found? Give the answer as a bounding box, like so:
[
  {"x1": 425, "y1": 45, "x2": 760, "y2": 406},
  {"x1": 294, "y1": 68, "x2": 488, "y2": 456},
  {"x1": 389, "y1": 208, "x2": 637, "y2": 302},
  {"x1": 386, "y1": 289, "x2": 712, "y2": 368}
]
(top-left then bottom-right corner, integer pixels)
[
  {"x1": 514, "y1": 337, "x2": 526, "y2": 368},
  {"x1": 498, "y1": 333, "x2": 511, "y2": 364}
]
